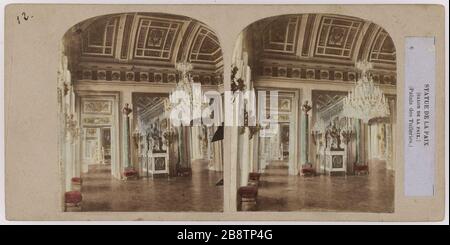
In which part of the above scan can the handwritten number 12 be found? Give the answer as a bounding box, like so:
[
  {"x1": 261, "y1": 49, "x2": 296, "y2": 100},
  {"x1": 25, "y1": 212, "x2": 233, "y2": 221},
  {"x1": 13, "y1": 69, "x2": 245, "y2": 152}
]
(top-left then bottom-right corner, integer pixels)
[{"x1": 17, "y1": 12, "x2": 33, "y2": 24}]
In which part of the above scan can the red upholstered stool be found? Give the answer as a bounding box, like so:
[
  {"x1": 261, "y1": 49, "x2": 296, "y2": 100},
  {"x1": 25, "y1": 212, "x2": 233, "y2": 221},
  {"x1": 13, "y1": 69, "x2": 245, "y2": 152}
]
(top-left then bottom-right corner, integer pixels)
[
  {"x1": 238, "y1": 186, "x2": 258, "y2": 204},
  {"x1": 300, "y1": 164, "x2": 316, "y2": 177},
  {"x1": 354, "y1": 163, "x2": 369, "y2": 175},
  {"x1": 123, "y1": 168, "x2": 138, "y2": 180},
  {"x1": 65, "y1": 191, "x2": 82, "y2": 212}
]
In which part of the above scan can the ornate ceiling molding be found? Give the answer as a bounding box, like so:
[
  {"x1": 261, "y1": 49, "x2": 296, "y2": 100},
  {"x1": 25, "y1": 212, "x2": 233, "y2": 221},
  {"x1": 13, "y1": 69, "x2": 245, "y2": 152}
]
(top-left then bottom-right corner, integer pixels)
[
  {"x1": 81, "y1": 16, "x2": 120, "y2": 57},
  {"x1": 65, "y1": 13, "x2": 223, "y2": 85},
  {"x1": 258, "y1": 59, "x2": 396, "y2": 85},
  {"x1": 188, "y1": 25, "x2": 223, "y2": 65},
  {"x1": 251, "y1": 14, "x2": 397, "y2": 85},
  {"x1": 263, "y1": 16, "x2": 301, "y2": 54}
]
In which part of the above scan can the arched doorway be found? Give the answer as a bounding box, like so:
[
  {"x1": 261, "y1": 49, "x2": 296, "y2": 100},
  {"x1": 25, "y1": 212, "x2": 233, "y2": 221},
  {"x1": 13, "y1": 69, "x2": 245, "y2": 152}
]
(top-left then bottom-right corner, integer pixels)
[{"x1": 59, "y1": 12, "x2": 224, "y2": 212}]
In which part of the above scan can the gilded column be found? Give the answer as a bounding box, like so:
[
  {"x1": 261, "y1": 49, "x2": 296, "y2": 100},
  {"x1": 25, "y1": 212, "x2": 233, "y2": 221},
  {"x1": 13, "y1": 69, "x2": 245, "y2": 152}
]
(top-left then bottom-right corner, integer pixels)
[
  {"x1": 122, "y1": 103, "x2": 132, "y2": 169},
  {"x1": 301, "y1": 101, "x2": 312, "y2": 166}
]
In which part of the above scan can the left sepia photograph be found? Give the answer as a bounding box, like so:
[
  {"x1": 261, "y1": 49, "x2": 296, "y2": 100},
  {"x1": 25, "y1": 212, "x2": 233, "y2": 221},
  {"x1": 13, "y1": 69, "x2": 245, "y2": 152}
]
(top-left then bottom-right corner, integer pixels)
[{"x1": 58, "y1": 12, "x2": 224, "y2": 212}]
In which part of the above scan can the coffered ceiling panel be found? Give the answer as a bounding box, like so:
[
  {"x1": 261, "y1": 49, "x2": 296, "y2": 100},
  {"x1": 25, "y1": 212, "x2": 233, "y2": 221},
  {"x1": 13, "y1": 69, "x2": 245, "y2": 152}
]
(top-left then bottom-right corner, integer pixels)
[
  {"x1": 189, "y1": 26, "x2": 223, "y2": 65},
  {"x1": 254, "y1": 14, "x2": 396, "y2": 65},
  {"x1": 66, "y1": 13, "x2": 223, "y2": 85},
  {"x1": 369, "y1": 29, "x2": 396, "y2": 64},
  {"x1": 247, "y1": 14, "x2": 396, "y2": 85},
  {"x1": 314, "y1": 16, "x2": 363, "y2": 59},
  {"x1": 81, "y1": 16, "x2": 120, "y2": 57},
  {"x1": 133, "y1": 17, "x2": 183, "y2": 61},
  {"x1": 263, "y1": 16, "x2": 300, "y2": 54}
]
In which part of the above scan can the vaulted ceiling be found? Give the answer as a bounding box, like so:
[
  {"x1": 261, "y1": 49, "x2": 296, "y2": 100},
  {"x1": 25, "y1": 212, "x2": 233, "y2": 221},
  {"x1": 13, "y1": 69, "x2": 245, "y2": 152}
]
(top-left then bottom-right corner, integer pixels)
[
  {"x1": 64, "y1": 13, "x2": 223, "y2": 85},
  {"x1": 247, "y1": 14, "x2": 397, "y2": 85}
]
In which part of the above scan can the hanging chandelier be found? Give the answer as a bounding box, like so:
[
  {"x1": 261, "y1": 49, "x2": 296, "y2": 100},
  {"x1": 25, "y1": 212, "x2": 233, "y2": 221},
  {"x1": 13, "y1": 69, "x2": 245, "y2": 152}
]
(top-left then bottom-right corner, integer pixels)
[
  {"x1": 168, "y1": 61, "x2": 208, "y2": 124},
  {"x1": 342, "y1": 61, "x2": 390, "y2": 123},
  {"x1": 175, "y1": 62, "x2": 194, "y2": 93}
]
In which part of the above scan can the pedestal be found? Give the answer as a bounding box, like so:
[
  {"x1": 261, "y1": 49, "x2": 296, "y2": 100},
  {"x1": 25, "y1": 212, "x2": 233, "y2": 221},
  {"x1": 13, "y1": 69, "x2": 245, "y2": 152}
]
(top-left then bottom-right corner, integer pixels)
[
  {"x1": 149, "y1": 151, "x2": 169, "y2": 177},
  {"x1": 324, "y1": 149, "x2": 347, "y2": 176}
]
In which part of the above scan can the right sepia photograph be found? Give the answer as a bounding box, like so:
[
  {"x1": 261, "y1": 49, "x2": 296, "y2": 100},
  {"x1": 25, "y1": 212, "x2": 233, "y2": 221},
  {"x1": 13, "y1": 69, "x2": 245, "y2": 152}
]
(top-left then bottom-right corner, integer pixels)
[{"x1": 232, "y1": 13, "x2": 397, "y2": 212}]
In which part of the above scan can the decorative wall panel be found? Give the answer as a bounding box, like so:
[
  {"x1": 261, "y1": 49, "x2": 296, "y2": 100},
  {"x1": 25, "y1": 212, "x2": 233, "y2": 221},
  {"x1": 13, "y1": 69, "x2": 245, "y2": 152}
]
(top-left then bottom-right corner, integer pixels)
[
  {"x1": 83, "y1": 117, "x2": 111, "y2": 124},
  {"x1": 82, "y1": 100, "x2": 112, "y2": 115},
  {"x1": 312, "y1": 91, "x2": 347, "y2": 111}
]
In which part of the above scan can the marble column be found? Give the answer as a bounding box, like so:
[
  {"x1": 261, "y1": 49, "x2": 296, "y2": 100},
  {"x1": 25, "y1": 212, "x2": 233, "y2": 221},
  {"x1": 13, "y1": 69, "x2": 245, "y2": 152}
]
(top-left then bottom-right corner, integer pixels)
[
  {"x1": 355, "y1": 119, "x2": 361, "y2": 165},
  {"x1": 300, "y1": 101, "x2": 312, "y2": 166},
  {"x1": 239, "y1": 131, "x2": 249, "y2": 186},
  {"x1": 122, "y1": 103, "x2": 132, "y2": 169},
  {"x1": 178, "y1": 126, "x2": 192, "y2": 169}
]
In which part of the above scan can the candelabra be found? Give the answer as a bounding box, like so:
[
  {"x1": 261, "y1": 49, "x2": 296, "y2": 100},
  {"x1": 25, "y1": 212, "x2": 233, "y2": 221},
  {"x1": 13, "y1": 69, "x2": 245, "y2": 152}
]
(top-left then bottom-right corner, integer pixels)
[
  {"x1": 231, "y1": 66, "x2": 246, "y2": 94},
  {"x1": 340, "y1": 117, "x2": 354, "y2": 146},
  {"x1": 65, "y1": 113, "x2": 80, "y2": 143},
  {"x1": 341, "y1": 129, "x2": 355, "y2": 145},
  {"x1": 163, "y1": 129, "x2": 178, "y2": 145}
]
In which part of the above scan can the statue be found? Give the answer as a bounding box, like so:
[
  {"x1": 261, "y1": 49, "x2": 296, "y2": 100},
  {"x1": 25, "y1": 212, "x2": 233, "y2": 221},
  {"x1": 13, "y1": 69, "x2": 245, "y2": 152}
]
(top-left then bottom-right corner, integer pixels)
[
  {"x1": 325, "y1": 121, "x2": 343, "y2": 150},
  {"x1": 150, "y1": 123, "x2": 164, "y2": 152}
]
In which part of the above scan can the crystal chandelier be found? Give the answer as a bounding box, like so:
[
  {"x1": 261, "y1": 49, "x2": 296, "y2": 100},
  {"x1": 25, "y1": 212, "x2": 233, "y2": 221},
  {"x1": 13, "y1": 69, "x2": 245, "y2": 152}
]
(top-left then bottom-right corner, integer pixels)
[
  {"x1": 175, "y1": 62, "x2": 194, "y2": 96},
  {"x1": 343, "y1": 61, "x2": 390, "y2": 123},
  {"x1": 168, "y1": 61, "x2": 206, "y2": 123},
  {"x1": 169, "y1": 62, "x2": 194, "y2": 111}
]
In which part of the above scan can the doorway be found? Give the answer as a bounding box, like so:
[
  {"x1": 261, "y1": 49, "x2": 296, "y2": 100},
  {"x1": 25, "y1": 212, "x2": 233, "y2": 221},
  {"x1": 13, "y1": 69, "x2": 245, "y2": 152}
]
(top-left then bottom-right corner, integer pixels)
[
  {"x1": 255, "y1": 90, "x2": 299, "y2": 174},
  {"x1": 100, "y1": 128, "x2": 111, "y2": 165},
  {"x1": 77, "y1": 94, "x2": 118, "y2": 177}
]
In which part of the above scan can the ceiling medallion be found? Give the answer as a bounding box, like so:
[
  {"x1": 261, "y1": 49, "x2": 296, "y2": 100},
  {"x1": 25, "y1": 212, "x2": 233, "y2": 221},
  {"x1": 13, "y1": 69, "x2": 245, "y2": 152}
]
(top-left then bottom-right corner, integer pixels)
[{"x1": 343, "y1": 61, "x2": 390, "y2": 123}]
